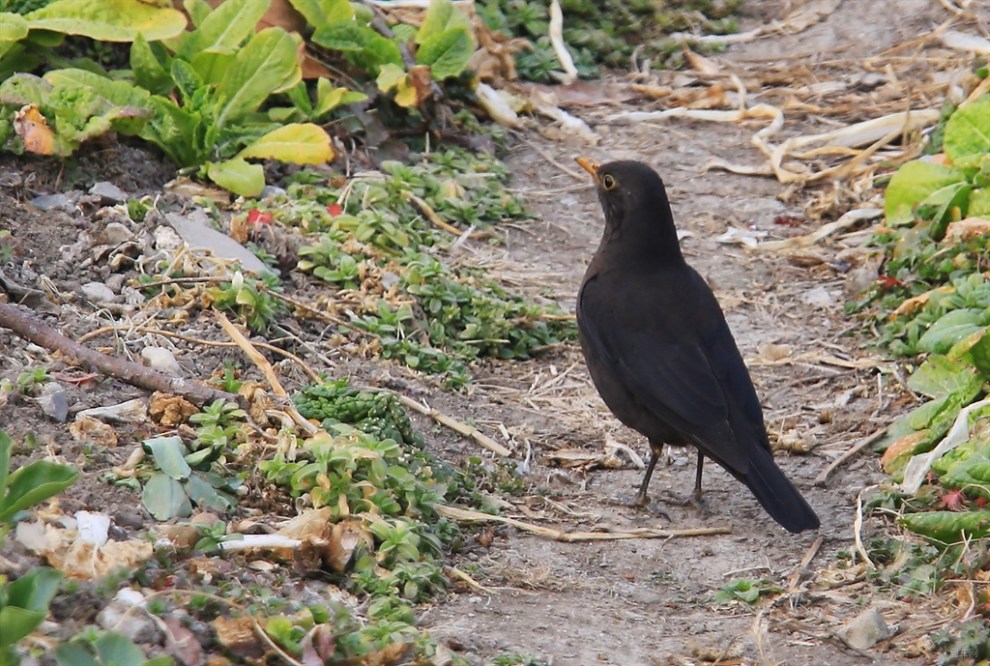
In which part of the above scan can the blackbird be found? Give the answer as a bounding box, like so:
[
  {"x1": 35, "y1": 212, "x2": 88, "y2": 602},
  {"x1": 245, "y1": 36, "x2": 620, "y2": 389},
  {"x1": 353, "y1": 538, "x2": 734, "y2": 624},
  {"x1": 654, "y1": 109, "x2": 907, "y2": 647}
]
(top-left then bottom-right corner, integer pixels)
[{"x1": 575, "y1": 157, "x2": 819, "y2": 534}]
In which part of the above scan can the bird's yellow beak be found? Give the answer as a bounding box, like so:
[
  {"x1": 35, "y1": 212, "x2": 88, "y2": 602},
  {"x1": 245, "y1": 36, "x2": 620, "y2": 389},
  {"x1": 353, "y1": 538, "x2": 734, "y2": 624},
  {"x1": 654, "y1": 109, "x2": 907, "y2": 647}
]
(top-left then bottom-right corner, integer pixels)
[{"x1": 576, "y1": 156, "x2": 601, "y2": 184}]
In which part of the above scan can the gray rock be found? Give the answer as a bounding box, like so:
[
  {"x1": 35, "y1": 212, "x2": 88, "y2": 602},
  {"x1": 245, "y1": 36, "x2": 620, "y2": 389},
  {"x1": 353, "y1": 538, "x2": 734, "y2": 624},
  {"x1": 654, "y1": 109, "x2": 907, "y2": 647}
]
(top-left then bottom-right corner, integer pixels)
[
  {"x1": 141, "y1": 347, "x2": 183, "y2": 376},
  {"x1": 31, "y1": 193, "x2": 78, "y2": 212},
  {"x1": 166, "y1": 212, "x2": 276, "y2": 277},
  {"x1": 37, "y1": 382, "x2": 69, "y2": 422},
  {"x1": 97, "y1": 591, "x2": 160, "y2": 644},
  {"x1": 89, "y1": 181, "x2": 129, "y2": 203},
  {"x1": 101, "y1": 222, "x2": 135, "y2": 246},
  {"x1": 837, "y1": 607, "x2": 895, "y2": 650},
  {"x1": 81, "y1": 281, "x2": 117, "y2": 304}
]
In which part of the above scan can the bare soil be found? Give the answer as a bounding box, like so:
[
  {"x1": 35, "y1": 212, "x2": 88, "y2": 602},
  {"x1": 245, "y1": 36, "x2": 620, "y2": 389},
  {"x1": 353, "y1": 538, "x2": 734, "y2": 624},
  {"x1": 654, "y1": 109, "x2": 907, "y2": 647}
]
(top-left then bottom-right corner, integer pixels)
[{"x1": 0, "y1": 1, "x2": 973, "y2": 664}]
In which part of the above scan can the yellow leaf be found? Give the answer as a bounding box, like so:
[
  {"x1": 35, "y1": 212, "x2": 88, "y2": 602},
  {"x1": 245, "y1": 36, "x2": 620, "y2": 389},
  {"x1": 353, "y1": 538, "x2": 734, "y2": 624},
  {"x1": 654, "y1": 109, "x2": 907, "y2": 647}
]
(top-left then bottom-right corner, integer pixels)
[
  {"x1": 237, "y1": 123, "x2": 334, "y2": 164},
  {"x1": 14, "y1": 105, "x2": 55, "y2": 155}
]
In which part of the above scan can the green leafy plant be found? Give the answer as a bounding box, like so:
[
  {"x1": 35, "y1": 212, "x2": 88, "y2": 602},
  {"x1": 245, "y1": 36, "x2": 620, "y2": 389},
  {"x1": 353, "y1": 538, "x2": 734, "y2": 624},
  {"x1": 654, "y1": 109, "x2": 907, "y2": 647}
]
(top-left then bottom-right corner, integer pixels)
[
  {"x1": 0, "y1": 429, "x2": 78, "y2": 663},
  {"x1": 290, "y1": 149, "x2": 575, "y2": 386},
  {"x1": 294, "y1": 379, "x2": 423, "y2": 448},
  {"x1": 0, "y1": 0, "x2": 185, "y2": 80},
  {"x1": 478, "y1": 0, "x2": 742, "y2": 82},
  {"x1": 0, "y1": 567, "x2": 63, "y2": 662},
  {"x1": 15, "y1": 365, "x2": 51, "y2": 395},
  {"x1": 0, "y1": 429, "x2": 78, "y2": 529},
  {"x1": 55, "y1": 629, "x2": 173, "y2": 666},
  {"x1": 0, "y1": 0, "x2": 342, "y2": 196},
  {"x1": 884, "y1": 95, "x2": 990, "y2": 235},
  {"x1": 138, "y1": 434, "x2": 240, "y2": 521},
  {"x1": 712, "y1": 578, "x2": 782, "y2": 605},
  {"x1": 308, "y1": 0, "x2": 476, "y2": 99},
  {"x1": 207, "y1": 270, "x2": 284, "y2": 333}
]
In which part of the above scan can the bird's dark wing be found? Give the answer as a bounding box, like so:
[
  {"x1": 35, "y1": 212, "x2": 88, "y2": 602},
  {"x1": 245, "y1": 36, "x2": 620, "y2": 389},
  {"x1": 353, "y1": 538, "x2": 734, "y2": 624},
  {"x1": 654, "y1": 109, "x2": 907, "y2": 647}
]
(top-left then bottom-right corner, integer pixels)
[{"x1": 578, "y1": 277, "x2": 750, "y2": 472}]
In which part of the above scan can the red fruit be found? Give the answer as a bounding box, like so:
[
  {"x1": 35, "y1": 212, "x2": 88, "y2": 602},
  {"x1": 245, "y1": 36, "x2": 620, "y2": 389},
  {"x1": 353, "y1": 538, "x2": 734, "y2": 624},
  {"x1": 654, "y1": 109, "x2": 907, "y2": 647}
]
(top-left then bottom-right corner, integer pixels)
[
  {"x1": 247, "y1": 209, "x2": 273, "y2": 225},
  {"x1": 327, "y1": 203, "x2": 344, "y2": 217}
]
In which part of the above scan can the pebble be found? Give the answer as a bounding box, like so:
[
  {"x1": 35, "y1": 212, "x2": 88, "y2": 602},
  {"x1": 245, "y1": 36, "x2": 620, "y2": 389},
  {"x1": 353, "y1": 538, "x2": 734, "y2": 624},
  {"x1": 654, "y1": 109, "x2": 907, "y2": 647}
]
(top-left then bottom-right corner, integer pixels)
[
  {"x1": 837, "y1": 607, "x2": 895, "y2": 649},
  {"x1": 81, "y1": 281, "x2": 116, "y2": 304},
  {"x1": 141, "y1": 347, "x2": 183, "y2": 376},
  {"x1": 89, "y1": 181, "x2": 129, "y2": 203},
  {"x1": 37, "y1": 382, "x2": 69, "y2": 422}
]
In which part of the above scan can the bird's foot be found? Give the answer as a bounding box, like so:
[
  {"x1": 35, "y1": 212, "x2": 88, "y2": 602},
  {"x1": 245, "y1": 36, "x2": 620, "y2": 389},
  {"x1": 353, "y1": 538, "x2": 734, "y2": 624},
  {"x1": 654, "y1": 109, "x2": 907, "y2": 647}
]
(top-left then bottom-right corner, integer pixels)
[
  {"x1": 658, "y1": 490, "x2": 710, "y2": 516},
  {"x1": 609, "y1": 492, "x2": 670, "y2": 520}
]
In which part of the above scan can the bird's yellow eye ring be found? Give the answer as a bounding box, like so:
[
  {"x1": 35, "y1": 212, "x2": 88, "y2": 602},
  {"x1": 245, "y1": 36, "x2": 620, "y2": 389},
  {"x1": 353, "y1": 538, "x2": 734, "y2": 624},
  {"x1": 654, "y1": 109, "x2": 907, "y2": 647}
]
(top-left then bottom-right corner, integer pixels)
[{"x1": 602, "y1": 174, "x2": 616, "y2": 190}]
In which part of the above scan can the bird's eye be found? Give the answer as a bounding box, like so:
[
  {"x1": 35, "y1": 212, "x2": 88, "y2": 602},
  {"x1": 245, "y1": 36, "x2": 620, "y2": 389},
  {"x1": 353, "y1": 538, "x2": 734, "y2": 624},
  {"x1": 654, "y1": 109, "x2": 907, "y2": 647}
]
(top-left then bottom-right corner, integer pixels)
[{"x1": 602, "y1": 174, "x2": 616, "y2": 190}]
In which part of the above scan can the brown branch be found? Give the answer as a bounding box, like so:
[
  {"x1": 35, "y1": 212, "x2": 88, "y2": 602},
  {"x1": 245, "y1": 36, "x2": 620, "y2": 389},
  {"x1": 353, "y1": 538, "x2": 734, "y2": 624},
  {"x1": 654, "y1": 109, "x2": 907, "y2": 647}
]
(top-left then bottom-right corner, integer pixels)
[{"x1": 0, "y1": 302, "x2": 236, "y2": 407}]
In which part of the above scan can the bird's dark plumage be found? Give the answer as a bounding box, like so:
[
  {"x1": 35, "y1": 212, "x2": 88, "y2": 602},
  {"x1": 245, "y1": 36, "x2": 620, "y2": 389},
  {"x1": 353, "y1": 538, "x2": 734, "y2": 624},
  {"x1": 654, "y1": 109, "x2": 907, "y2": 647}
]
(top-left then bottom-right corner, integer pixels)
[{"x1": 576, "y1": 158, "x2": 819, "y2": 534}]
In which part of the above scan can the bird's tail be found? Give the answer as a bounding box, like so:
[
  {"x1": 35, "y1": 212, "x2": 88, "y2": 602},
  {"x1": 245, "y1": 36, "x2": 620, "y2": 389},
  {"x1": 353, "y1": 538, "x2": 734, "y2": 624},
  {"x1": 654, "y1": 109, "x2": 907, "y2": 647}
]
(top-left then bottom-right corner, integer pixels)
[{"x1": 744, "y1": 447, "x2": 820, "y2": 533}]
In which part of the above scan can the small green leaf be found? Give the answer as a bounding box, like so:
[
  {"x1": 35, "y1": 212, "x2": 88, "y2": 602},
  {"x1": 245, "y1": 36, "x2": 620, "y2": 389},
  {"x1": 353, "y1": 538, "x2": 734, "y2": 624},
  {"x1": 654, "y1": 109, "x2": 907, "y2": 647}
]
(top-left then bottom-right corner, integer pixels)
[
  {"x1": 95, "y1": 631, "x2": 152, "y2": 666},
  {"x1": 312, "y1": 22, "x2": 402, "y2": 74},
  {"x1": 917, "y1": 310, "x2": 987, "y2": 354},
  {"x1": 54, "y1": 640, "x2": 100, "y2": 666},
  {"x1": 143, "y1": 436, "x2": 191, "y2": 480},
  {"x1": 5, "y1": 567, "x2": 63, "y2": 613},
  {"x1": 968, "y1": 187, "x2": 990, "y2": 217},
  {"x1": 130, "y1": 33, "x2": 172, "y2": 95},
  {"x1": 944, "y1": 94, "x2": 990, "y2": 169},
  {"x1": 970, "y1": 330, "x2": 990, "y2": 377},
  {"x1": 0, "y1": 606, "x2": 45, "y2": 648},
  {"x1": 415, "y1": 0, "x2": 470, "y2": 45},
  {"x1": 186, "y1": 472, "x2": 234, "y2": 513},
  {"x1": 206, "y1": 158, "x2": 265, "y2": 197},
  {"x1": 287, "y1": 0, "x2": 353, "y2": 27},
  {"x1": 25, "y1": 0, "x2": 187, "y2": 42},
  {"x1": 900, "y1": 509, "x2": 990, "y2": 544},
  {"x1": 907, "y1": 353, "x2": 982, "y2": 398},
  {"x1": 0, "y1": 430, "x2": 11, "y2": 501},
  {"x1": 237, "y1": 123, "x2": 334, "y2": 164},
  {"x1": 415, "y1": 27, "x2": 473, "y2": 79},
  {"x1": 376, "y1": 63, "x2": 405, "y2": 92},
  {"x1": 215, "y1": 27, "x2": 301, "y2": 126},
  {"x1": 177, "y1": 0, "x2": 268, "y2": 60},
  {"x1": 884, "y1": 160, "x2": 967, "y2": 226},
  {"x1": 142, "y1": 472, "x2": 190, "y2": 520},
  {"x1": 314, "y1": 78, "x2": 366, "y2": 116},
  {"x1": 0, "y1": 12, "x2": 29, "y2": 42},
  {"x1": 0, "y1": 460, "x2": 78, "y2": 524},
  {"x1": 183, "y1": 0, "x2": 211, "y2": 28}
]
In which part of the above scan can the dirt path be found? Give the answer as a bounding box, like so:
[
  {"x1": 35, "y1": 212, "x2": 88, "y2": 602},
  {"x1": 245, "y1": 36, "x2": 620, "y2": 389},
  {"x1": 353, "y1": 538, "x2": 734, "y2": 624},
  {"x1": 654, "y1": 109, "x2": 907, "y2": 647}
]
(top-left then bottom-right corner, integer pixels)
[{"x1": 420, "y1": 2, "x2": 958, "y2": 663}]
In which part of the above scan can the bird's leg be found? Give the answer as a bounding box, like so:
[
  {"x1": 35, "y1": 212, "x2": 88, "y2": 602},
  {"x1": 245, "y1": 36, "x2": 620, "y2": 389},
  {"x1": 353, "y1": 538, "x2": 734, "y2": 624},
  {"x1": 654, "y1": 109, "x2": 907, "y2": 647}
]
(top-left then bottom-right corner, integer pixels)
[
  {"x1": 693, "y1": 450, "x2": 705, "y2": 503},
  {"x1": 631, "y1": 444, "x2": 662, "y2": 507}
]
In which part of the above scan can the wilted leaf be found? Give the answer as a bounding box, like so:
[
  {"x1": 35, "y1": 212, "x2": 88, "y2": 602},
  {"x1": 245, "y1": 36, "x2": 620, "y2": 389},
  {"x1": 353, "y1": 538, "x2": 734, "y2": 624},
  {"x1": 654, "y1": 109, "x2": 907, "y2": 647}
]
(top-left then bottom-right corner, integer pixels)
[
  {"x1": 238, "y1": 123, "x2": 334, "y2": 164},
  {"x1": 12, "y1": 105, "x2": 55, "y2": 155}
]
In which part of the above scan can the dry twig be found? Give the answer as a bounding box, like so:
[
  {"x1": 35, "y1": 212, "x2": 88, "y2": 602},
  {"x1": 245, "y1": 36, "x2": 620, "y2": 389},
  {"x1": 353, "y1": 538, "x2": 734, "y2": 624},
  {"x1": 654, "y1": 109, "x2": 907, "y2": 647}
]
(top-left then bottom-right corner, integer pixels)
[{"x1": 436, "y1": 504, "x2": 730, "y2": 541}]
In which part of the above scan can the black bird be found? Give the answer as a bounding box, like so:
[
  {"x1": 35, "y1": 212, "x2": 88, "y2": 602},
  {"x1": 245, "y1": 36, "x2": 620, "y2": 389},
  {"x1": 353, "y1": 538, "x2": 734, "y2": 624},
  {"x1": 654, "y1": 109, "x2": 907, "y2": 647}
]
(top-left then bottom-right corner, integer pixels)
[{"x1": 575, "y1": 157, "x2": 819, "y2": 534}]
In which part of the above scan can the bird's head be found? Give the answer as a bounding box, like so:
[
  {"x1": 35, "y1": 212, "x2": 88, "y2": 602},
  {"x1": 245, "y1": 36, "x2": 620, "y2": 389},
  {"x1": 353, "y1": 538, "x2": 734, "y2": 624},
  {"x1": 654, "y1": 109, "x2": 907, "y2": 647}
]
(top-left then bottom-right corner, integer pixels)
[{"x1": 576, "y1": 158, "x2": 680, "y2": 258}]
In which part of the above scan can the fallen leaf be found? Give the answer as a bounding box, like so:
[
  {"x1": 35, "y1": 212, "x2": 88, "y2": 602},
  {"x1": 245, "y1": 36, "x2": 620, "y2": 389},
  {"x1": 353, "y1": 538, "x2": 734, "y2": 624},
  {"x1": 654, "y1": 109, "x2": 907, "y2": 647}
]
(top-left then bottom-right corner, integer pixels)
[{"x1": 14, "y1": 105, "x2": 55, "y2": 155}]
